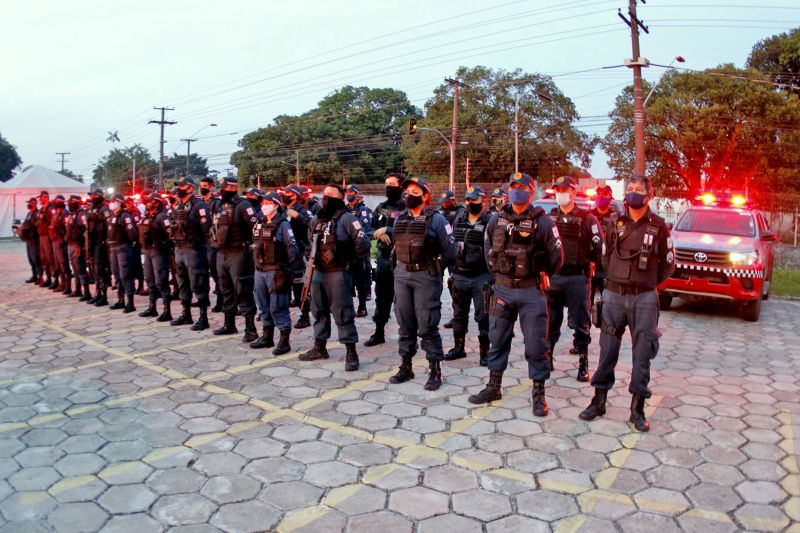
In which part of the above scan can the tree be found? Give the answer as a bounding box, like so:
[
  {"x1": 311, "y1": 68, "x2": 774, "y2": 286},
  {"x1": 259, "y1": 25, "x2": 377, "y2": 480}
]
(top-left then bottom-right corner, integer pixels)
[
  {"x1": 746, "y1": 27, "x2": 800, "y2": 88},
  {"x1": 0, "y1": 132, "x2": 22, "y2": 182},
  {"x1": 402, "y1": 66, "x2": 599, "y2": 185},
  {"x1": 92, "y1": 145, "x2": 158, "y2": 192},
  {"x1": 231, "y1": 86, "x2": 420, "y2": 186},
  {"x1": 603, "y1": 65, "x2": 800, "y2": 197},
  {"x1": 163, "y1": 152, "x2": 209, "y2": 180}
]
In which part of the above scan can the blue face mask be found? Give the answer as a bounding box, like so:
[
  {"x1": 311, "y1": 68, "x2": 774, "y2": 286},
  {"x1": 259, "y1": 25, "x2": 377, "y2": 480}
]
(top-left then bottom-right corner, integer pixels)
[
  {"x1": 625, "y1": 192, "x2": 648, "y2": 209},
  {"x1": 508, "y1": 188, "x2": 531, "y2": 206},
  {"x1": 596, "y1": 196, "x2": 612, "y2": 209}
]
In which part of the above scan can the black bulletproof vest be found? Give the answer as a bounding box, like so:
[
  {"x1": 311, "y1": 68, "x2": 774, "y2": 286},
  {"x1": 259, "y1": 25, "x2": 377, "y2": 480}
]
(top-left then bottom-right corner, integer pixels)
[
  {"x1": 66, "y1": 209, "x2": 87, "y2": 243},
  {"x1": 253, "y1": 216, "x2": 289, "y2": 268},
  {"x1": 551, "y1": 208, "x2": 588, "y2": 266},
  {"x1": 489, "y1": 208, "x2": 545, "y2": 279},
  {"x1": 453, "y1": 211, "x2": 489, "y2": 275},
  {"x1": 393, "y1": 209, "x2": 436, "y2": 264}
]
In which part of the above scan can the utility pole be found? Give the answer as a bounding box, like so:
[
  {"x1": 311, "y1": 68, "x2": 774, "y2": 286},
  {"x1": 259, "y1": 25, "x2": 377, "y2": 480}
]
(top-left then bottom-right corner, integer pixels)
[
  {"x1": 619, "y1": 0, "x2": 649, "y2": 177},
  {"x1": 295, "y1": 149, "x2": 300, "y2": 185},
  {"x1": 181, "y1": 138, "x2": 196, "y2": 178},
  {"x1": 514, "y1": 94, "x2": 520, "y2": 173},
  {"x1": 149, "y1": 106, "x2": 176, "y2": 190},
  {"x1": 445, "y1": 78, "x2": 471, "y2": 191},
  {"x1": 132, "y1": 159, "x2": 136, "y2": 195},
  {"x1": 465, "y1": 157, "x2": 471, "y2": 188},
  {"x1": 55, "y1": 152, "x2": 70, "y2": 172}
]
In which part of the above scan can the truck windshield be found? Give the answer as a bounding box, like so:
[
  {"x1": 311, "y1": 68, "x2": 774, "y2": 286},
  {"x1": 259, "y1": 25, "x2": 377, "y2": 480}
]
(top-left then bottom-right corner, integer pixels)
[{"x1": 676, "y1": 209, "x2": 755, "y2": 237}]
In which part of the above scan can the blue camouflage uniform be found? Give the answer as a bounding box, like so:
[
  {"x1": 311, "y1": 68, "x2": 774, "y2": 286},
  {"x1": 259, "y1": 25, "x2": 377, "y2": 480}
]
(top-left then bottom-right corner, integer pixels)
[{"x1": 253, "y1": 208, "x2": 299, "y2": 334}]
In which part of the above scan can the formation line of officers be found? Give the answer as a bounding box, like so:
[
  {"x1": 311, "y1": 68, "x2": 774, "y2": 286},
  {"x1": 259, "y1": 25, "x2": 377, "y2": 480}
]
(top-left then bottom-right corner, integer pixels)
[{"x1": 17, "y1": 171, "x2": 674, "y2": 431}]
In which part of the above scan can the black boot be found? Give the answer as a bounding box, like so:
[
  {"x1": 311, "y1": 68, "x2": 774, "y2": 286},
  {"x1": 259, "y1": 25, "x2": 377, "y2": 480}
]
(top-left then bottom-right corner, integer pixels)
[
  {"x1": 52, "y1": 276, "x2": 62, "y2": 292},
  {"x1": 123, "y1": 294, "x2": 136, "y2": 313},
  {"x1": 579, "y1": 389, "x2": 607, "y2": 421},
  {"x1": 110, "y1": 291, "x2": 125, "y2": 310},
  {"x1": 532, "y1": 380, "x2": 549, "y2": 417},
  {"x1": 424, "y1": 360, "x2": 443, "y2": 391},
  {"x1": 139, "y1": 299, "x2": 158, "y2": 317},
  {"x1": 468, "y1": 371, "x2": 503, "y2": 404},
  {"x1": 25, "y1": 275, "x2": 37, "y2": 283},
  {"x1": 79, "y1": 284, "x2": 92, "y2": 302},
  {"x1": 68, "y1": 280, "x2": 81, "y2": 298},
  {"x1": 62, "y1": 278, "x2": 73, "y2": 296},
  {"x1": 299, "y1": 339, "x2": 329, "y2": 361},
  {"x1": 444, "y1": 335, "x2": 466, "y2": 361},
  {"x1": 170, "y1": 302, "x2": 193, "y2": 326},
  {"x1": 242, "y1": 315, "x2": 258, "y2": 343},
  {"x1": 250, "y1": 326, "x2": 275, "y2": 349},
  {"x1": 94, "y1": 288, "x2": 108, "y2": 307},
  {"x1": 211, "y1": 294, "x2": 223, "y2": 313},
  {"x1": 363, "y1": 324, "x2": 385, "y2": 347},
  {"x1": 273, "y1": 329, "x2": 291, "y2": 355},
  {"x1": 478, "y1": 335, "x2": 490, "y2": 367},
  {"x1": 548, "y1": 342, "x2": 555, "y2": 371},
  {"x1": 356, "y1": 296, "x2": 367, "y2": 318},
  {"x1": 629, "y1": 394, "x2": 650, "y2": 432},
  {"x1": 577, "y1": 349, "x2": 590, "y2": 383},
  {"x1": 294, "y1": 307, "x2": 311, "y2": 329},
  {"x1": 191, "y1": 307, "x2": 209, "y2": 331},
  {"x1": 443, "y1": 318, "x2": 453, "y2": 329},
  {"x1": 42, "y1": 275, "x2": 52, "y2": 288},
  {"x1": 157, "y1": 301, "x2": 173, "y2": 322},
  {"x1": 344, "y1": 343, "x2": 359, "y2": 371},
  {"x1": 213, "y1": 313, "x2": 238, "y2": 335},
  {"x1": 389, "y1": 356, "x2": 415, "y2": 384}
]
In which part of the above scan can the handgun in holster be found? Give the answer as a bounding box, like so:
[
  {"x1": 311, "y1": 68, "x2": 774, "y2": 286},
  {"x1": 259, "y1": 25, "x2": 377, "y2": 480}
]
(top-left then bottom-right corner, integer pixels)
[{"x1": 482, "y1": 282, "x2": 494, "y2": 314}]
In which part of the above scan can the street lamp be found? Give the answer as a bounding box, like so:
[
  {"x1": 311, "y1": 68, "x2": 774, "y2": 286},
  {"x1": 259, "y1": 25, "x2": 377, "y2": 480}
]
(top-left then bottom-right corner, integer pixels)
[{"x1": 644, "y1": 56, "x2": 685, "y2": 106}]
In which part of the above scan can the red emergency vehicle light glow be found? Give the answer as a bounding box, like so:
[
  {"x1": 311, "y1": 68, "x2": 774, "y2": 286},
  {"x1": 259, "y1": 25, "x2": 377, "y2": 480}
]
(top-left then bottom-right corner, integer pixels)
[
  {"x1": 731, "y1": 195, "x2": 747, "y2": 207},
  {"x1": 585, "y1": 188, "x2": 597, "y2": 197}
]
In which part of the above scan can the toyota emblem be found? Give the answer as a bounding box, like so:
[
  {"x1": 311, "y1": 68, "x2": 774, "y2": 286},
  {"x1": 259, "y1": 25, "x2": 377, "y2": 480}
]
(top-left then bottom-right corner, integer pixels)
[{"x1": 694, "y1": 252, "x2": 708, "y2": 263}]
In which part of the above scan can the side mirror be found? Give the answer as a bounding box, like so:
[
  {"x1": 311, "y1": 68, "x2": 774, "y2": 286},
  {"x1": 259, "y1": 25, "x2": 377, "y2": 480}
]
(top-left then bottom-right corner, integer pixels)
[{"x1": 762, "y1": 231, "x2": 778, "y2": 242}]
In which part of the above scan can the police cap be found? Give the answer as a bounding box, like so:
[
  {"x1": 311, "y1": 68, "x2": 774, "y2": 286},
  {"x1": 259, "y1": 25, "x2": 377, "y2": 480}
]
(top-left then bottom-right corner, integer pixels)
[
  {"x1": 464, "y1": 185, "x2": 485, "y2": 201},
  {"x1": 553, "y1": 175, "x2": 578, "y2": 190},
  {"x1": 507, "y1": 172, "x2": 534, "y2": 188},
  {"x1": 402, "y1": 176, "x2": 430, "y2": 194},
  {"x1": 174, "y1": 176, "x2": 196, "y2": 188},
  {"x1": 439, "y1": 189, "x2": 456, "y2": 203}
]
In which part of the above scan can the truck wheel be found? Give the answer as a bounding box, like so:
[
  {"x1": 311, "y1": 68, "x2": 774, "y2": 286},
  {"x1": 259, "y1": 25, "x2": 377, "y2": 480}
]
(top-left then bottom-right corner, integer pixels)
[
  {"x1": 742, "y1": 295, "x2": 762, "y2": 322},
  {"x1": 659, "y1": 294, "x2": 673, "y2": 311}
]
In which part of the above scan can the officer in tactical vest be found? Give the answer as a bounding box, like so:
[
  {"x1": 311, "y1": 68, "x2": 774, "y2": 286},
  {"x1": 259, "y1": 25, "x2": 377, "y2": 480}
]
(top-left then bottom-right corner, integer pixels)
[
  {"x1": 364, "y1": 174, "x2": 405, "y2": 347},
  {"x1": 19, "y1": 198, "x2": 42, "y2": 284},
  {"x1": 66, "y1": 195, "x2": 90, "y2": 300},
  {"x1": 345, "y1": 184, "x2": 373, "y2": 317},
  {"x1": 212, "y1": 180, "x2": 259, "y2": 342},
  {"x1": 49, "y1": 195, "x2": 72, "y2": 294},
  {"x1": 389, "y1": 177, "x2": 458, "y2": 391},
  {"x1": 284, "y1": 184, "x2": 314, "y2": 329},
  {"x1": 580, "y1": 175, "x2": 674, "y2": 432},
  {"x1": 199, "y1": 176, "x2": 223, "y2": 313},
  {"x1": 468, "y1": 172, "x2": 564, "y2": 417},
  {"x1": 137, "y1": 193, "x2": 172, "y2": 320},
  {"x1": 445, "y1": 186, "x2": 493, "y2": 366},
  {"x1": 298, "y1": 183, "x2": 371, "y2": 371},
  {"x1": 37, "y1": 191, "x2": 56, "y2": 288},
  {"x1": 299, "y1": 185, "x2": 322, "y2": 216},
  {"x1": 546, "y1": 176, "x2": 604, "y2": 382},
  {"x1": 250, "y1": 192, "x2": 299, "y2": 355},
  {"x1": 491, "y1": 187, "x2": 507, "y2": 213},
  {"x1": 128, "y1": 196, "x2": 145, "y2": 295},
  {"x1": 591, "y1": 184, "x2": 620, "y2": 302},
  {"x1": 86, "y1": 189, "x2": 112, "y2": 306},
  {"x1": 169, "y1": 177, "x2": 212, "y2": 329},
  {"x1": 107, "y1": 193, "x2": 138, "y2": 313},
  {"x1": 439, "y1": 189, "x2": 465, "y2": 330}
]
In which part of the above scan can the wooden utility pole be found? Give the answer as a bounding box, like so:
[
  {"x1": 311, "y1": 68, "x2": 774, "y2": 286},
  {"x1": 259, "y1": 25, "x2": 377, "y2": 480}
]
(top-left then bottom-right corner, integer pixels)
[
  {"x1": 55, "y1": 152, "x2": 70, "y2": 172},
  {"x1": 180, "y1": 138, "x2": 196, "y2": 178},
  {"x1": 445, "y1": 78, "x2": 471, "y2": 191},
  {"x1": 619, "y1": 1, "x2": 649, "y2": 176},
  {"x1": 149, "y1": 106, "x2": 176, "y2": 191}
]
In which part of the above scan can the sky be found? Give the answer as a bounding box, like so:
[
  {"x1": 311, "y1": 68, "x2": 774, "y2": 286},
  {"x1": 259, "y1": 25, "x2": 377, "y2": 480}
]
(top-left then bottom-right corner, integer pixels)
[{"x1": 2, "y1": 0, "x2": 798, "y2": 182}]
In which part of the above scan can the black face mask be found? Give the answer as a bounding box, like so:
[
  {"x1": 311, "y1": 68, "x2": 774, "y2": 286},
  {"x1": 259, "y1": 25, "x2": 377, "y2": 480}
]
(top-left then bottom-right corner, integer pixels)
[
  {"x1": 248, "y1": 198, "x2": 262, "y2": 208},
  {"x1": 148, "y1": 202, "x2": 161, "y2": 212},
  {"x1": 320, "y1": 196, "x2": 345, "y2": 219},
  {"x1": 468, "y1": 202, "x2": 483, "y2": 215},
  {"x1": 386, "y1": 186, "x2": 402, "y2": 202},
  {"x1": 220, "y1": 190, "x2": 236, "y2": 202},
  {"x1": 68, "y1": 201, "x2": 80, "y2": 212},
  {"x1": 91, "y1": 197, "x2": 104, "y2": 207},
  {"x1": 405, "y1": 195, "x2": 424, "y2": 210},
  {"x1": 28, "y1": 203, "x2": 37, "y2": 211},
  {"x1": 176, "y1": 188, "x2": 191, "y2": 199},
  {"x1": 199, "y1": 188, "x2": 211, "y2": 197}
]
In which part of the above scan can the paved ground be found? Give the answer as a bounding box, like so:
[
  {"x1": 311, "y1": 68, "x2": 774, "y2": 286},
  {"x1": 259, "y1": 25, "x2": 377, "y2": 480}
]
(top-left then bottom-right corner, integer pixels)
[{"x1": 0, "y1": 239, "x2": 798, "y2": 533}]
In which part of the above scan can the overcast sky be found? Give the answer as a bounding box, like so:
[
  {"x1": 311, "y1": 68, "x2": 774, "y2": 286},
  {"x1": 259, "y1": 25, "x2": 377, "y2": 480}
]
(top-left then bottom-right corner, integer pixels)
[{"x1": 3, "y1": 0, "x2": 798, "y2": 181}]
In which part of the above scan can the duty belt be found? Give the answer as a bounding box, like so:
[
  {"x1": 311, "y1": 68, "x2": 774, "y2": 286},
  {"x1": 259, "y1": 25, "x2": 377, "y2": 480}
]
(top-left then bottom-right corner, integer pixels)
[
  {"x1": 494, "y1": 274, "x2": 540, "y2": 289},
  {"x1": 604, "y1": 280, "x2": 652, "y2": 296},
  {"x1": 175, "y1": 242, "x2": 197, "y2": 249},
  {"x1": 220, "y1": 243, "x2": 249, "y2": 253},
  {"x1": 558, "y1": 264, "x2": 589, "y2": 277},
  {"x1": 398, "y1": 261, "x2": 432, "y2": 273}
]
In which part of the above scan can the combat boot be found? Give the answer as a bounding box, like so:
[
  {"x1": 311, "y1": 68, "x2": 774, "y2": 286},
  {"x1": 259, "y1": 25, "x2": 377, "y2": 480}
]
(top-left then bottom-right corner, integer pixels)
[
  {"x1": 389, "y1": 356, "x2": 414, "y2": 384},
  {"x1": 213, "y1": 313, "x2": 238, "y2": 335},
  {"x1": 273, "y1": 330, "x2": 291, "y2": 355},
  {"x1": 250, "y1": 326, "x2": 274, "y2": 349},
  {"x1": 25, "y1": 275, "x2": 37, "y2": 283},
  {"x1": 344, "y1": 343, "x2": 359, "y2": 371},
  {"x1": 62, "y1": 278, "x2": 73, "y2": 295},
  {"x1": 577, "y1": 348, "x2": 590, "y2": 383},
  {"x1": 123, "y1": 294, "x2": 136, "y2": 313},
  {"x1": 532, "y1": 380, "x2": 549, "y2": 417},
  {"x1": 356, "y1": 296, "x2": 367, "y2": 318},
  {"x1": 478, "y1": 335, "x2": 490, "y2": 367},
  {"x1": 299, "y1": 339, "x2": 329, "y2": 361},
  {"x1": 139, "y1": 299, "x2": 158, "y2": 317},
  {"x1": 424, "y1": 360, "x2": 442, "y2": 391},
  {"x1": 363, "y1": 324, "x2": 385, "y2": 347},
  {"x1": 629, "y1": 394, "x2": 650, "y2": 432},
  {"x1": 42, "y1": 275, "x2": 52, "y2": 288},
  {"x1": 444, "y1": 335, "x2": 466, "y2": 361},
  {"x1": 51, "y1": 275, "x2": 62, "y2": 291},
  {"x1": 110, "y1": 291, "x2": 125, "y2": 310},
  {"x1": 242, "y1": 315, "x2": 258, "y2": 343},
  {"x1": 94, "y1": 288, "x2": 108, "y2": 307},
  {"x1": 294, "y1": 307, "x2": 311, "y2": 329},
  {"x1": 79, "y1": 284, "x2": 92, "y2": 302},
  {"x1": 211, "y1": 294, "x2": 223, "y2": 313},
  {"x1": 191, "y1": 307, "x2": 209, "y2": 331},
  {"x1": 36, "y1": 275, "x2": 44, "y2": 286},
  {"x1": 468, "y1": 371, "x2": 503, "y2": 404},
  {"x1": 579, "y1": 388, "x2": 607, "y2": 421},
  {"x1": 443, "y1": 318, "x2": 453, "y2": 329},
  {"x1": 68, "y1": 280, "x2": 82, "y2": 298},
  {"x1": 157, "y1": 301, "x2": 173, "y2": 322},
  {"x1": 170, "y1": 303, "x2": 193, "y2": 326}
]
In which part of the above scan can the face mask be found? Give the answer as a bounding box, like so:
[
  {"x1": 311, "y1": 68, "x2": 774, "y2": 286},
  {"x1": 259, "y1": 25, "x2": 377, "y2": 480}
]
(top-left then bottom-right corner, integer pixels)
[
  {"x1": 281, "y1": 194, "x2": 295, "y2": 206},
  {"x1": 346, "y1": 194, "x2": 357, "y2": 203},
  {"x1": 492, "y1": 199, "x2": 504, "y2": 208},
  {"x1": 261, "y1": 203, "x2": 276, "y2": 217},
  {"x1": 468, "y1": 202, "x2": 483, "y2": 215},
  {"x1": 555, "y1": 193, "x2": 572, "y2": 207},
  {"x1": 625, "y1": 192, "x2": 648, "y2": 209},
  {"x1": 596, "y1": 196, "x2": 612, "y2": 209},
  {"x1": 248, "y1": 197, "x2": 262, "y2": 208},
  {"x1": 508, "y1": 188, "x2": 531, "y2": 206},
  {"x1": 199, "y1": 187, "x2": 211, "y2": 196},
  {"x1": 320, "y1": 196, "x2": 345, "y2": 218},
  {"x1": 68, "y1": 201, "x2": 80, "y2": 212},
  {"x1": 109, "y1": 201, "x2": 121, "y2": 211},
  {"x1": 386, "y1": 186, "x2": 402, "y2": 202},
  {"x1": 220, "y1": 190, "x2": 236, "y2": 202},
  {"x1": 54, "y1": 201, "x2": 65, "y2": 209},
  {"x1": 148, "y1": 202, "x2": 160, "y2": 212},
  {"x1": 176, "y1": 188, "x2": 191, "y2": 199},
  {"x1": 91, "y1": 197, "x2": 104, "y2": 207},
  {"x1": 28, "y1": 203, "x2": 37, "y2": 210},
  {"x1": 405, "y1": 194, "x2": 424, "y2": 210}
]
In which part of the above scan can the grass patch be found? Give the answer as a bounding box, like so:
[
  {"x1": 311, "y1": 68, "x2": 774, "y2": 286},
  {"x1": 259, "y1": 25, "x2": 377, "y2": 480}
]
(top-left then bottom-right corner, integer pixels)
[{"x1": 771, "y1": 268, "x2": 800, "y2": 297}]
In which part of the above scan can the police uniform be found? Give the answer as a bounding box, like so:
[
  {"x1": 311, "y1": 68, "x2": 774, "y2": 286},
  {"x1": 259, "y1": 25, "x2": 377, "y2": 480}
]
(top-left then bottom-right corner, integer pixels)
[
  {"x1": 201, "y1": 187, "x2": 223, "y2": 312},
  {"x1": 299, "y1": 195, "x2": 371, "y2": 371},
  {"x1": 19, "y1": 201, "x2": 42, "y2": 283},
  {"x1": 390, "y1": 177, "x2": 459, "y2": 391},
  {"x1": 491, "y1": 187, "x2": 507, "y2": 213},
  {"x1": 129, "y1": 201, "x2": 145, "y2": 295},
  {"x1": 213, "y1": 181, "x2": 259, "y2": 341},
  {"x1": 438, "y1": 190, "x2": 466, "y2": 227},
  {"x1": 591, "y1": 194, "x2": 621, "y2": 302},
  {"x1": 138, "y1": 196, "x2": 172, "y2": 320},
  {"x1": 66, "y1": 196, "x2": 90, "y2": 300},
  {"x1": 345, "y1": 185, "x2": 374, "y2": 317},
  {"x1": 580, "y1": 193, "x2": 675, "y2": 432},
  {"x1": 283, "y1": 185, "x2": 315, "y2": 328},
  {"x1": 86, "y1": 192, "x2": 112, "y2": 306},
  {"x1": 37, "y1": 194, "x2": 56, "y2": 287},
  {"x1": 250, "y1": 193, "x2": 299, "y2": 354},
  {"x1": 49, "y1": 196, "x2": 73, "y2": 294},
  {"x1": 107, "y1": 194, "x2": 139, "y2": 313}
]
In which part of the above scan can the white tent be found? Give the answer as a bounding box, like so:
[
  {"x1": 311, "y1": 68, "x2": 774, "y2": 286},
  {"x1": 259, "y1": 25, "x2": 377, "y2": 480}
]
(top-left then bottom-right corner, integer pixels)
[{"x1": 0, "y1": 166, "x2": 87, "y2": 237}]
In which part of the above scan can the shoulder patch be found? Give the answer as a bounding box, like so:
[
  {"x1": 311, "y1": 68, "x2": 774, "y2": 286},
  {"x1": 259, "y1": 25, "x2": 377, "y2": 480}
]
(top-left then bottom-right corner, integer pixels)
[
  {"x1": 552, "y1": 227, "x2": 560, "y2": 238},
  {"x1": 199, "y1": 208, "x2": 206, "y2": 216},
  {"x1": 592, "y1": 224, "x2": 599, "y2": 234},
  {"x1": 352, "y1": 220, "x2": 362, "y2": 230},
  {"x1": 520, "y1": 220, "x2": 532, "y2": 229},
  {"x1": 246, "y1": 206, "x2": 254, "y2": 216},
  {"x1": 445, "y1": 223, "x2": 453, "y2": 235},
  {"x1": 667, "y1": 237, "x2": 673, "y2": 249}
]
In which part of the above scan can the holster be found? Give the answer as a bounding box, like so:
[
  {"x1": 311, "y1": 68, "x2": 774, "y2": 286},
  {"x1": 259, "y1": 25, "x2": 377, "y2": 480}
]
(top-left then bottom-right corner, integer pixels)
[
  {"x1": 591, "y1": 299, "x2": 603, "y2": 328},
  {"x1": 482, "y1": 282, "x2": 494, "y2": 315}
]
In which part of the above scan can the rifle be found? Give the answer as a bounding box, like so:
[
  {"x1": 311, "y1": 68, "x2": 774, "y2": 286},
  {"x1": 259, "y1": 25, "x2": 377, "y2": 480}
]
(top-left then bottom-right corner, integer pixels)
[{"x1": 300, "y1": 233, "x2": 319, "y2": 306}]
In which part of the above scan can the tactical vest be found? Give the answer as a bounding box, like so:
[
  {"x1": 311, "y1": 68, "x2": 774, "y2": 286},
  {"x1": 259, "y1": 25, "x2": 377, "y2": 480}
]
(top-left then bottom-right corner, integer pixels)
[
  {"x1": 215, "y1": 197, "x2": 248, "y2": 249},
  {"x1": 108, "y1": 211, "x2": 132, "y2": 245},
  {"x1": 171, "y1": 199, "x2": 192, "y2": 242},
  {"x1": 374, "y1": 202, "x2": 402, "y2": 258},
  {"x1": 489, "y1": 207, "x2": 545, "y2": 279},
  {"x1": 551, "y1": 208, "x2": 588, "y2": 266},
  {"x1": 88, "y1": 206, "x2": 108, "y2": 246},
  {"x1": 253, "y1": 216, "x2": 289, "y2": 270},
  {"x1": 607, "y1": 212, "x2": 663, "y2": 288},
  {"x1": 394, "y1": 209, "x2": 438, "y2": 265},
  {"x1": 440, "y1": 206, "x2": 461, "y2": 226},
  {"x1": 312, "y1": 210, "x2": 353, "y2": 272},
  {"x1": 20, "y1": 211, "x2": 38, "y2": 241},
  {"x1": 139, "y1": 211, "x2": 169, "y2": 250},
  {"x1": 453, "y1": 211, "x2": 489, "y2": 276},
  {"x1": 38, "y1": 205, "x2": 54, "y2": 236},
  {"x1": 50, "y1": 210, "x2": 68, "y2": 241},
  {"x1": 66, "y1": 209, "x2": 87, "y2": 244}
]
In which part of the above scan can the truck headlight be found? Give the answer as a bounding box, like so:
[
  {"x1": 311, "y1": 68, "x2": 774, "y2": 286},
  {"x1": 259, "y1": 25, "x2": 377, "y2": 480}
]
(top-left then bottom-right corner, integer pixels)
[{"x1": 729, "y1": 251, "x2": 759, "y2": 266}]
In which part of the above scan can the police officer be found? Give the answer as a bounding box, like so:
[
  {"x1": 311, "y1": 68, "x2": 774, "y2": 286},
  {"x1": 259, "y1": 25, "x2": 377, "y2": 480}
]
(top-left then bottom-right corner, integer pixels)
[
  {"x1": 364, "y1": 174, "x2": 405, "y2": 346},
  {"x1": 298, "y1": 183, "x2": 371, "y2": 371},
  {"x1": 66, "y1": 195, "x2": 90, "y2": 300},
  {"x1": 284, "y1": 184, "x2": 313, "y2": 329},
  {"x1": 490, "y1": 187, "x2": 507, "y2": 213},
  {"x1": 389, "y1": 177, "x2": 458, "y2": 391},
  {"x1": 199, "y1": 176, "x2": 223, "y2": 312},
  {"x1": 128, "y1": 196, "x2": 146, "y2": 295},
  {"x1": 86, "y1": 189, "x2": 112, "y2": 306},
  {"x1": 212, "y1": 180, "x2": 259, "y2": 342},
  {"x1": 579, "y1": 175, "x2": 674, "y2": 432},
  {"x1": 19, "y1": 197, "x2": 42, "y2": 284},
  {"x1": 107, "y1": 193, "x2": 138, "y2": 313},
  {"x1": 138, "y1": 193, "x2": 172, "y2": 320},
  {"x1": 591, "y1": 184, "x2": 620, "y2": 302},
  {"x1": 345, "y1": 184, "x2": 373, "y2": 317},
  {"x1": 37, "y1": 191, "x2": 56, "y2": 288},
  {"x1": 49, "y1": 195, "x2": 72, "y2": 294},
  {"x1": 468, "y1": 172, "x2": 563, "y2": 417},
  {"x1": 445, "y1": 186, "x2": 492, "y2": 366},
  {"x1": 547, "y1": 176, "x2": 604, "y2": 382},
  {"x1": 299, "y1": 185, "x2": 322, "y2": 215},
  {"x1": 169, "y1": 177, "x2": 212, "y2": 330},
  {"x1": 250, "y1": 192, "x2": 299, "y2": 354},
  {"x1": 439, "y1": 189, "x2": 465, "y2": 329}
]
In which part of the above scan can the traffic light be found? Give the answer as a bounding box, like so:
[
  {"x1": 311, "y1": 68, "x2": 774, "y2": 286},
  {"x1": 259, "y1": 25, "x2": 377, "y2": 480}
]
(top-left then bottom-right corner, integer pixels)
[{"x1": 409, "y1": 118, "x2": 417, "y2": 135}]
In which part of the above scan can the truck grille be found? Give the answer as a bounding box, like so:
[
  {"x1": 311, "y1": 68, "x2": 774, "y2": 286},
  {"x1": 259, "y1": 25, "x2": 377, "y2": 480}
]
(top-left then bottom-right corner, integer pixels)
[{"x1": 675, "y1": 248, "x2": 729, "y2": 266}]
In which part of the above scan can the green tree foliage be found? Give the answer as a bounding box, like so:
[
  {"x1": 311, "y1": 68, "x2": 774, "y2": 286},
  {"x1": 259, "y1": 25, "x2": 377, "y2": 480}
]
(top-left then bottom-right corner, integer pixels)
[
  {"x1": 0, "y1": 132, "x2": 22, "y2": 182},
  {"x1": 402, "y1": 66, "x2": 598, "y2": 185},
  {"x1": 603, "y1": 66, "x2": 800, "y2": 197},
  {"x1": 231, "y1": 86, "x2": 420, "y2": 186},
  {"x1": 92, "y1": 145, "x2": 158, "y2": 192},
  {"x1": 746, "y1": 27, "x2": 800, "y2": 88},
  {"x1": 163, "y1": 152, "x2": 209, "y2": 179}
]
